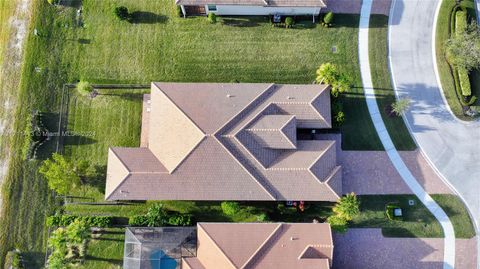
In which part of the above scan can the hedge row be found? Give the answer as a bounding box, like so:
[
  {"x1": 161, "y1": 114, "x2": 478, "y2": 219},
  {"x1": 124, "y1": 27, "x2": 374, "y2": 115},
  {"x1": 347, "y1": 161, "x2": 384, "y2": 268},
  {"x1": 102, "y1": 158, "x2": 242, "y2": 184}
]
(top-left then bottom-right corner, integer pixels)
[
  {"x1": 455, "y1": 10, "x2": 467, "y2": 36},
  {"x1": 458, "y1": 67, "x2": 472, "y2": 96},
  {"x1": 46, "y1": 215, "x2": 112, "y2": 228},
  {"x1": 128, "y1": 213, "x2": 192, "y2": 227}
]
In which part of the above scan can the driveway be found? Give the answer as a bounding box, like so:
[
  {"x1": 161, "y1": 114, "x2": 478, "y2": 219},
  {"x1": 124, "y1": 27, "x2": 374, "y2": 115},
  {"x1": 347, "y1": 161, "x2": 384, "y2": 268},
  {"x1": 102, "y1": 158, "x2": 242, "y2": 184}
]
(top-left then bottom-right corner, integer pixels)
[
  {"x1": 389, "y1": 0, "x2": 480, "y2": 232},
  {"x1": 333, "y1": 229, "x2": 476, "y2": 269}
]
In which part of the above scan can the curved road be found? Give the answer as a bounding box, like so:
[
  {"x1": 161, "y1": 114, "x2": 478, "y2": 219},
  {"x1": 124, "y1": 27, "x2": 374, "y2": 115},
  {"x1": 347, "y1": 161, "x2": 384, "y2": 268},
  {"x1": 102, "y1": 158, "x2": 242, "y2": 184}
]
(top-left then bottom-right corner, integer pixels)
[{"x1": 389, "y1": 0, "x2": 480, "y2": 250}]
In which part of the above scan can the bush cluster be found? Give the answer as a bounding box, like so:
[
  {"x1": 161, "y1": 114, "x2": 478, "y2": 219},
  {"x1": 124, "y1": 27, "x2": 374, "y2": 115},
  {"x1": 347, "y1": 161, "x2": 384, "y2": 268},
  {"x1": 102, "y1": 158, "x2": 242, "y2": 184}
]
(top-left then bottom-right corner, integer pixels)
[
  {"x1": 208, "y1": 13, "x2": 217, "y2": 24},
  {"x1": 46, "y1": 215, "x2": 112, "y2": 228},
  {"x1": 322, "y1": 12, "x2": 334, "y2": 27},
  {"x1": 221, "y1": 201, "x2": 241, "y2": 216},
  {"x1": 285, "y1": 17, "x2": 294, "y2": 28},
  {"x1": 129, "y1": 203, "x2": 193, "y2": 227},
  {"x1": 114, "y1": 6, "x2": 131, "y2": 21},
  {"x1": 327, "y1": 192, "x2": 360, "y2": 233}
]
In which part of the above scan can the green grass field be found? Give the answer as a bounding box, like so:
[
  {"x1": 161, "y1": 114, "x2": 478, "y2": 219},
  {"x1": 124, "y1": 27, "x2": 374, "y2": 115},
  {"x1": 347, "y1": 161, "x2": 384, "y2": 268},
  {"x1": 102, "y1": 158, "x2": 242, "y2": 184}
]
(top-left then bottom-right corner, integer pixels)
[
  {"x1": 369, "y1": 15, "x2": 416, "y2": 150},
  {"x1": 432, "y1": 194, "x2": 476, "y2": 238},
  {"x1": 436, "y1": 0, "x2": 479, "y2": 119}
]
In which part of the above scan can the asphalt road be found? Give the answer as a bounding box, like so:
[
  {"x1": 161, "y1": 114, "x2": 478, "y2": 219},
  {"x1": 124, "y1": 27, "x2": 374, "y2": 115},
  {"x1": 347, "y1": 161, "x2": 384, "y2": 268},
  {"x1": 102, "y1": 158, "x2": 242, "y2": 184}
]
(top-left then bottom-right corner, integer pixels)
[{"x1": 389, "y1": 0, "x2": 480, "y2": 232}]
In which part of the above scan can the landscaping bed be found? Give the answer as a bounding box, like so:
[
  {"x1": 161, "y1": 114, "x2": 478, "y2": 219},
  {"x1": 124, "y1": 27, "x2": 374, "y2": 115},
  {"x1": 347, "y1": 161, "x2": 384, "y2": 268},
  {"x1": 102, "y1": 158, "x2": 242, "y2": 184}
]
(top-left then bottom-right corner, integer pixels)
[{"x1": 436, "y1": 0, "x2": 479, "y2": 119}]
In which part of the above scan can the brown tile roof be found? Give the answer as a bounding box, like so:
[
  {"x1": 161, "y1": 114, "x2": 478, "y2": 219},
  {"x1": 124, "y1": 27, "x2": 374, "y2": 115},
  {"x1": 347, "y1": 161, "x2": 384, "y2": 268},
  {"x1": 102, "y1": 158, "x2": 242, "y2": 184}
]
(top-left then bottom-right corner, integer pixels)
[
  {"x1": 183, "y1": 223, "x2": 333, "y2": 269},
  {"x1": 106, "y1": 83, "x2": 341, "y2": 201},
  {"x1": 176, "y1": 0, "x2": 327, "y2": 8}
]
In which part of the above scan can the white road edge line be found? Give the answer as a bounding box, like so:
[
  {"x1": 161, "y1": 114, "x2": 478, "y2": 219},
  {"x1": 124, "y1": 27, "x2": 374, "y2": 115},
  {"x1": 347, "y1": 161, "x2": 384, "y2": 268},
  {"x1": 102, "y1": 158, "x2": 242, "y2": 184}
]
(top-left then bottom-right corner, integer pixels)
[{"x1": 359, "y1": 1, "x2": 456, "y2": 269}]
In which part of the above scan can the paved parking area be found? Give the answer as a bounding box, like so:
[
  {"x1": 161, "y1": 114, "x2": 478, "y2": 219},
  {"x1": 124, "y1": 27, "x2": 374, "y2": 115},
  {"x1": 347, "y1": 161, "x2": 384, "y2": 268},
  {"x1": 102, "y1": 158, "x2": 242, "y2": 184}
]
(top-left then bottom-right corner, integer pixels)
[
  {"x1": 322, "y1": 0, "x2": 391, "y2": 16},
  {"x1": 333, "y1": 229, "x2": 476, "y2": 269},
  {"x1": 341, "y1": 150, "x2": 453, "y2": 195}
]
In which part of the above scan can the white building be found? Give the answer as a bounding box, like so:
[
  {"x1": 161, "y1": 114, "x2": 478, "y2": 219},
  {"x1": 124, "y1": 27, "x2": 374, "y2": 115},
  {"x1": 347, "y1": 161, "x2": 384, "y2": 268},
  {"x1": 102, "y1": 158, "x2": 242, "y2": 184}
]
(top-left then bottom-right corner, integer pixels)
[{"x1": 176, "y1": 0, "x2": 327, "y2": 17}]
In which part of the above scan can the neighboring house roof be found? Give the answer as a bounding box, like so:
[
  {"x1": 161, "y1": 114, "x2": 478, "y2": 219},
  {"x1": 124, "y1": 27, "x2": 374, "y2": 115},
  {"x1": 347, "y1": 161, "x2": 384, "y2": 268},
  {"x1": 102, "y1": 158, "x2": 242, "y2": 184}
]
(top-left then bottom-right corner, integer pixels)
[
  {"x1": 175, "y1": 0, "x2": 327, "y2": 8},
  {"x1": 182, "y1": 223, "x2": 333, "y2": 269},
  {"x1": 105, "y1": 82, "x2": 342, "y2": 201}
]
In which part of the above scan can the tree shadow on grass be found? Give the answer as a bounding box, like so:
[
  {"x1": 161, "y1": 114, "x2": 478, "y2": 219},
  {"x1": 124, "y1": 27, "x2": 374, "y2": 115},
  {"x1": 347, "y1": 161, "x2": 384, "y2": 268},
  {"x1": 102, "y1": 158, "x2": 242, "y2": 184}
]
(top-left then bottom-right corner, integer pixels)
[
  {"x1": 85, "y1": 255, "x2": 122, "y2": 264},
  {"x1": 130, "y1": 11, "x2": 168, "y2": 24},
  {"x1": 63, "y1": 135, "x2": 97, "y2": 146}
]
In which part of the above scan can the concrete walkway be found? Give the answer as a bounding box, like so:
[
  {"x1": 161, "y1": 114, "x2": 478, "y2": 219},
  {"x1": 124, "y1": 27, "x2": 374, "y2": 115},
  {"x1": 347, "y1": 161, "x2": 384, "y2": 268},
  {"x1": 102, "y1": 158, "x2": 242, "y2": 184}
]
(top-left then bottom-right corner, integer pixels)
[{"x1": 359, "y1": 0, "x2": 455, "y2": 268}]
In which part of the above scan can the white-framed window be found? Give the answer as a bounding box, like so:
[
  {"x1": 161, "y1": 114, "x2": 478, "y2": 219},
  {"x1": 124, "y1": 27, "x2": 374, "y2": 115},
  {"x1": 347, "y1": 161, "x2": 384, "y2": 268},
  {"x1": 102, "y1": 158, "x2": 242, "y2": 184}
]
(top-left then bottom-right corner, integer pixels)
[{"x1": 207, "y1": 4, "x2": 217, "y2": 11}]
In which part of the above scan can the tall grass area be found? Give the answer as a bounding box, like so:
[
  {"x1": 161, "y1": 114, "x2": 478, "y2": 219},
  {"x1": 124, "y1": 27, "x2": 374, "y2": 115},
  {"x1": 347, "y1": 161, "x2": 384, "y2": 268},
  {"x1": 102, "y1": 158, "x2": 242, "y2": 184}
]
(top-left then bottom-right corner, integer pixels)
[
  {"x1": 436, "y1": 0, "x2": 479, "y2": 119},
  {"x1": 369, "y1": 15, "x2": 416, "y2": 150}
]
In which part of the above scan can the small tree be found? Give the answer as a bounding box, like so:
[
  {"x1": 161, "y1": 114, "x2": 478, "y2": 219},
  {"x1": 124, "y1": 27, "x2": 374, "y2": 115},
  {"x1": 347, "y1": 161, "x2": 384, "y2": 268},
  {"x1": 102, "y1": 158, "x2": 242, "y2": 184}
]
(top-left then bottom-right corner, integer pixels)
[
  {"x1": 114, "y1": 6, "x2": 130, "y2": 21},
  {"x1": 332, "y1": 192, "x2": 360, "y2": 221},
  {"x1": 39, "y1": 153, "x2": 81, "y2": 195},
  {"x1": 221, "y1": 201, "x2": 240, "y2": 216},
  {"x1": 76, "y1": 81, "x2": 93, "y2": 97},
  {"x1": 66, "y1": 219, "x2": 90, "y2": 245},
  {"x1": 145, "y1": 203, "x2": 169, "y2": 227},
  {"x1": 285, "y1": 17, "x2": 294, "y2": 28},
  {"x1": 323, "y1": 12, "x2": 334, "y2": 27},
  {"x1": 391, "y1": 98, "x2": 411, "y2": 116},
  {"x1": 446, "y1": 23, "x2": 480, "y2": 70},
  {"x1": 334, "y1": 111, "x2": 345, "y2": 126},
  {"x1": 208, "y1": 13, "x2": 217, "y2": 24},
  {"x1": 316, "y1": 63, "x2": 338, "y2": 84}
]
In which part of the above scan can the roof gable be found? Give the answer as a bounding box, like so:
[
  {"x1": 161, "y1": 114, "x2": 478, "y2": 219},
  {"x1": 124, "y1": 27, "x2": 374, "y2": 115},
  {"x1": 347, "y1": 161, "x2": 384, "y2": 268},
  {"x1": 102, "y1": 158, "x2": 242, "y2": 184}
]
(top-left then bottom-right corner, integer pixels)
[{"x1": 149, "y1": 84, "x2": 205, "y2": 173}]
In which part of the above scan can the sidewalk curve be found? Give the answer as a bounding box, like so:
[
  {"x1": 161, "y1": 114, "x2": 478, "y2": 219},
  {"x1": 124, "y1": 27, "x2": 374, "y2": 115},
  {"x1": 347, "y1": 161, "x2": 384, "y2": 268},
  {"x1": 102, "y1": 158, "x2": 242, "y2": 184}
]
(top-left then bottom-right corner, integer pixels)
[{"x1": 358, "y1": 1, "x2": 456, "y2": 268}]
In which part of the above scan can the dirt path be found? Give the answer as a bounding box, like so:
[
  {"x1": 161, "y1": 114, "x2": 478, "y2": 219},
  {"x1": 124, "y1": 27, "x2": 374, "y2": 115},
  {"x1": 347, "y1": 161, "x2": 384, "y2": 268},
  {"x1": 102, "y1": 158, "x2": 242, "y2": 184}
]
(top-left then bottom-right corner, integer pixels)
[{"x1": 0, "y1": 0, "x2": 33, "y2": 214}]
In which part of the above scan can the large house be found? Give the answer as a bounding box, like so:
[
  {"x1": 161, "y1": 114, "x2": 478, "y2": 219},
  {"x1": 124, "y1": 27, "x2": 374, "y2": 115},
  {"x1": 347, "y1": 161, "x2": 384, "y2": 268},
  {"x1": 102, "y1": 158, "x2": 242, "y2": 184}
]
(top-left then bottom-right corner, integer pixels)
[
  {"x1": 106, "y1": 82, "x2": 342, "y2": 201},
  {"x1": 123, "y1": 223, "x2": 334, "y2": 269},
  {"x1": 176, "y1": 0, "x2": 327, "y2": 17}
]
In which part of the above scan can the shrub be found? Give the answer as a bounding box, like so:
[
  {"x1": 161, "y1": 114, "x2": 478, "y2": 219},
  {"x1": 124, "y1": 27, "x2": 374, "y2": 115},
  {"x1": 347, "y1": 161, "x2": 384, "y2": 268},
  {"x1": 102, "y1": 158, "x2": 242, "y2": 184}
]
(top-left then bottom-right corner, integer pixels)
[
  {"x1": 256, "y1": 213, "x2": 269, "y2": 222},
  {"x1": 458, "y1": 67, "x2": 472, "y2": 96},
  {"x1": 221, "y1": 201, "x2": 240, "y2": 216},
  {"x1": 168, "y1": 214, "x2": 192, "y2": 226},
  {"x1": 334, "y1": 111, "x2": 345, "y2": 126},
  {"x1": 327, "y1": 215, "x2": 347, "y2": 233},
  {"x1": 316, "y1": 63, "x2": 338, "y2": 84},
  {"x1": 114, "y1": 6, "x2": 130, "y2": 21},
  {"x1": 208, "y1": 13, "x2": 217, "y2": 24},
  {"x1": 76, "y1": 81, "x2": 93, "y2": 96},
  {"x1": 128, "y1": 215, "x2": 149, "y2": 226},
  {"x1": 332, "y1": 192, "x2": 360, "y2": 221},
  {"x1": 145, "y1": 203, "x2": 169, "y2": 227},
  {"x1": 285, "y1": 17, "x2": 294, "y2": 28},
  {"x1": 391, "y1": 98, "x2": 411, "y2": 116},
  {"x1": 46, "y1": 215, "x2": 112, "y2": 228},
  {"x1": 323, "y1": 12, "x2": 334, "y2": 27},
  {"x1": 5, "y1": 250, "x2": 24, "y2": 269}
]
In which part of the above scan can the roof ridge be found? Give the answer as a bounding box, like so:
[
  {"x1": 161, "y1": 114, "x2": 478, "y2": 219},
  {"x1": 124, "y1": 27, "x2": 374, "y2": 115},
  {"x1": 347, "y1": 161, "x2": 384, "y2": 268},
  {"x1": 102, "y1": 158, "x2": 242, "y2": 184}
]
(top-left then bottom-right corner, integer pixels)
[
  {"x1": 279, "y1": 115, "x2": 297, "y2": 148},
  {"x1": 241, "y1": 223, "x2": 284, "y2": 268},
  {"x1": 213, "y1": 135, "x2": 276, "y2": 200},
  {"x1": 198, "y1": 224, "x2": 238, "y2": 269},
  {"x1": 309, "y1": 86, "x2": 331, "y2": 127},
  {"x1": 307, "y1": 141, "x2": 335, "y2": 181},
  {"x1": 215, "y1": 83, "x2": 276, "y2": 136},
  {"x1": 323, "y1": 165, "x2": 342, "y2": 200}
]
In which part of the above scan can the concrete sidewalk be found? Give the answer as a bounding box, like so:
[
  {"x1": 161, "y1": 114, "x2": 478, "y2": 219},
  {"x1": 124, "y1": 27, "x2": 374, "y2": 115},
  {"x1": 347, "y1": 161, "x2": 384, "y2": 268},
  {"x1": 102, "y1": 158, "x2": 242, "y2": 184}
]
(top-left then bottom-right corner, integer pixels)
[{"x1": 358, "y1": 0, "x2": 456, "y2": 268}]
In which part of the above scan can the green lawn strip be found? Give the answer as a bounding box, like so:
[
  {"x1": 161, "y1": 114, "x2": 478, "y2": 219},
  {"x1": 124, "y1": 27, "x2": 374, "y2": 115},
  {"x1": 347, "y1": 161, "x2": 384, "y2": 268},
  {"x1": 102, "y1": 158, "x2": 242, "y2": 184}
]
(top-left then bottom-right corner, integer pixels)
[
  {"x1": 80, "y1": 228, "x2": 124, "y2": 269},
  {"x1": 436, "y1": 0, "x2": 478, "y2": 119},
  {"x1": 431, "y1": 194, "x2": 476, "y2": 238},
  {"x1": 351, "y1": 195, "x2": 443, "y2": 238},
  {"x1": 369, "y1": 15, "x2": 416, "y2": 150}
]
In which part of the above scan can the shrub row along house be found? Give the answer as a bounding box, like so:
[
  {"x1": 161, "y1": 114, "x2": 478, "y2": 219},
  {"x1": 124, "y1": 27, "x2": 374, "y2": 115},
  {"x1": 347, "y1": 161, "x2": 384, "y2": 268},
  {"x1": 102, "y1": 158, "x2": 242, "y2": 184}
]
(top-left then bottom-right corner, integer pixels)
[
  {"x1": 106, "y1": 83, "x2": 342, "y2": 201},
  {"x1": 124, "y1": 223, "x2": 334, "y2": 269},
  {"x1": 176, "y1": 0, "x2": 327, "y2": 17}
]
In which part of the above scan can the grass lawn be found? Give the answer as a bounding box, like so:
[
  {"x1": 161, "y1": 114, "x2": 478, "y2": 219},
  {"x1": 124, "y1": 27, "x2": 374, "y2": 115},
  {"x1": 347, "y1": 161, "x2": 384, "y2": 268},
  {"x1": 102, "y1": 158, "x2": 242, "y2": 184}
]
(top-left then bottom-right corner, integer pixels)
[
  {"x1": 81, "y1": 228, "x2": 124, "y2": 269},
  {"x1": 369, "y1": 15, "x2": 416, "y2": 150},
  {"x1": 432, "y1": 194, "x2": 476, "y2": 238},
  {"x1": 436, "y1": 0, "x2": 479, "y2": 119},
  {"x1": 351, "y1": 195, "x2": 443, "y2": 238}
]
